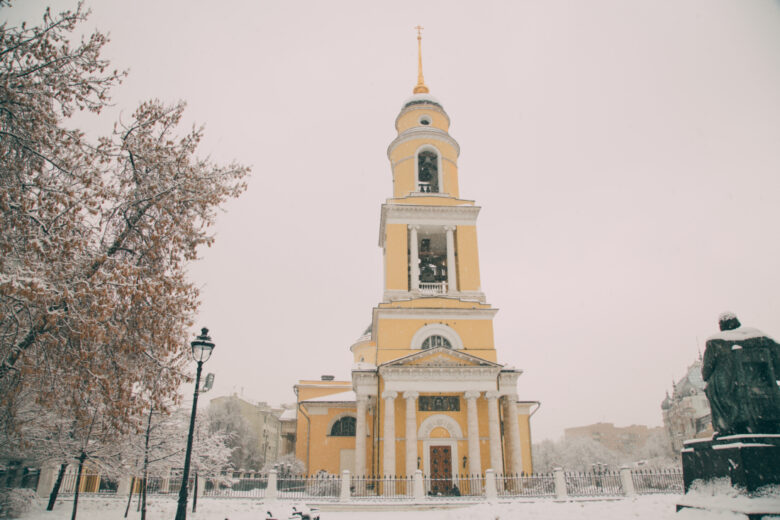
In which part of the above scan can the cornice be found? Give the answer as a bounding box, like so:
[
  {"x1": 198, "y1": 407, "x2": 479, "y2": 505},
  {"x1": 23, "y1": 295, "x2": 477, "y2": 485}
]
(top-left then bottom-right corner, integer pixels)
[
  {"x1": 379, "y1": 204, "x2": 481, "y2": 246},
  {"x1": 395, "y1": 103, "x2": 451, "y2": 129},
  {"x1": 381, "y1": 365, "x2": 502, "y2": 381},
  {"x1": 373, "y1": 306, "x2": 498, "y2": 322},
  {"x1": 387, "y1": 127, "x2": 461, "y2": 159}
]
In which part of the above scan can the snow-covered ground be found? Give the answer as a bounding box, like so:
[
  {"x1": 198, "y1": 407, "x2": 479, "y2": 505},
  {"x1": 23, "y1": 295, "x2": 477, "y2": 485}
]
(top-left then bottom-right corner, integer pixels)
[{"x1": 16, "y1": 494, "x2": 776, "y2": 520}]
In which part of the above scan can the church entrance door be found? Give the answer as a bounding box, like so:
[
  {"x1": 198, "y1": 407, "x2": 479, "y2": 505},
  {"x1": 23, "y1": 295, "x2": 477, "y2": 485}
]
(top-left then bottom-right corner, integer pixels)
[{"x1": 429, "y1": 445, "x2": 452, "y2": 494}]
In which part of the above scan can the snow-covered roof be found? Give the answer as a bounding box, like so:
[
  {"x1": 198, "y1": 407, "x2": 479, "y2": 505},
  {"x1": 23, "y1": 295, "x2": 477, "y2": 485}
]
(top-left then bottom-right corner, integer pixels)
[
  {"x1": 706, "y1": 326, "x2": 770, "y2": 342},
  {"x1": 402, "y1": 93, "x2": 442, "y2": 109},
  {"x1": 279, "y1": 408, "x2": 297, "y2": 421},
  {"x1": 303, "y1": 390, "x2": 356, "y2": 403}
]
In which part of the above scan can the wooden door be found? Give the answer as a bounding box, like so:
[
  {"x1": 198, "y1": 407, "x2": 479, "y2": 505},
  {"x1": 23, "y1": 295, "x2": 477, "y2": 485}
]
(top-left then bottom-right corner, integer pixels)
[{"x1": 429, "y1": 445, "x2": 452, "y2": 494}]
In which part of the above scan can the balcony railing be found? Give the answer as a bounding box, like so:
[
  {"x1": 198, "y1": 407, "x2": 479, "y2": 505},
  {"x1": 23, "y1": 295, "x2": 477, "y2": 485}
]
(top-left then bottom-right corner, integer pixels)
[
  {"x1": 418, "y1": 182, "x2": 437, "y2": 193},
  {"x1": 419, "y1": 281, "x2": 447, "y2": 295}
]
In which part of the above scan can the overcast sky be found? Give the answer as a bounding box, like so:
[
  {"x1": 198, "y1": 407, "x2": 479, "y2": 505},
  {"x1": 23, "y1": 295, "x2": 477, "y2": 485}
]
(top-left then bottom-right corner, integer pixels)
[{"x1": 7, "y1": 0, "x2": 780, "y2": 442}]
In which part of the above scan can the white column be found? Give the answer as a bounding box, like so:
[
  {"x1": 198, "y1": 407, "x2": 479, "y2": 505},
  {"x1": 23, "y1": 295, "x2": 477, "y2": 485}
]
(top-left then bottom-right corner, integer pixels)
[
  {"x1": 404, "y1": 391, "x2": 419, "y2": 476},
  {"x1": 464, "y1": 391, "x2": 482, "y2": 475},
  {"x1": 445, "y1": 225, "x2": 457, "y2": 294},
  {"x1": 485, "y1": 391, "x2": 503, "y2": 474},
  {"x1": 355, "y1": 395, "x2": 369, "y2": 476},
  {"x1": 409, "y1": 225, "x2": 419, "y2": 292},
  {"x1": 503, "y1": 394, "x2": 523, "y2": 474},
  {"x1": 382, "y1": 391, "x2": 397, "y2": 476}
]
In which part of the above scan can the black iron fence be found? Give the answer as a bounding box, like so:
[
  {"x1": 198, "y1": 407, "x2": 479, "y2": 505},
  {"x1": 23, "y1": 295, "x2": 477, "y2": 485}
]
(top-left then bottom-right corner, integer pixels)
[
  {"x1": 631, "y1": 468, "x2": 684, "y2": 494},
  {"x1": 564, "y1": 471, "x2": 624, "y2": 497},
  {"x1": 19, "y1": 467, "x2": 684, "y2": 501},
  {"x1": 499, "y1": 472, "x2": 556, "y2": 497}
]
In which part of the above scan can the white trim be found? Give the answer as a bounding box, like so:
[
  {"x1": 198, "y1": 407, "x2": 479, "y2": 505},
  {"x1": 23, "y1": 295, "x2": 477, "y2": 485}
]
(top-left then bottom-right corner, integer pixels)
[
  {"x1": 418, "y1": 414, "x2": 462, "y2": 480},
  {"x1": 378, "y1": 204, "x2": 480, "y2": 247},
  {"x1": 414, "y1": 144, "x2": 444, "y2": 195},
  {"x1": 418, "y1": 414, "x2": 464, "y2": 439},
  {"x1": 387, "y1": 128, "x2": 460, "y2": 161},
  {"x1": 373, "y1": 306, "x2": 498, "y2": 322},
  {"x1": 410, "y1": 323, "x2": 464, "y2": 350}
]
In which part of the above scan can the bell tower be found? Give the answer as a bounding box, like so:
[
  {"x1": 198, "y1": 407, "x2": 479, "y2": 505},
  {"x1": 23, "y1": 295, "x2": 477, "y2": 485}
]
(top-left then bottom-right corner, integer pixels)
[{"x1": 300, "y1": 31, "x2": 535, "y2": 480}]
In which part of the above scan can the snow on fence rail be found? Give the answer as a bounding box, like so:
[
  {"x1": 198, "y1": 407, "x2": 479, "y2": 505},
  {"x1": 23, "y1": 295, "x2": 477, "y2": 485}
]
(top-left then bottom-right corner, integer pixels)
[
  {"x1": 564, "y1": 471, "x2": 624, "y2": 497},
  {"x1": 498, "y1": 472, "x2": 556, "y2": 497},
  {"x1": 23, "y1": 467, "x2": 684, "y2": 502},
  {"x1": 631, "y1": 468, "x2": 683, "y2": 494}
]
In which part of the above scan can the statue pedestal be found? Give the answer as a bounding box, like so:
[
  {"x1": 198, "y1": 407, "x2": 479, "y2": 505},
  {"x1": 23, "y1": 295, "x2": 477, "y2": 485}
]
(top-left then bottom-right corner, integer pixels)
[
  {"x1": 677, "y1": 434, "x2": 780, "y2": 519},
  {"x1": 681, "y1": 434, "x2": 780, "y2": 493}
]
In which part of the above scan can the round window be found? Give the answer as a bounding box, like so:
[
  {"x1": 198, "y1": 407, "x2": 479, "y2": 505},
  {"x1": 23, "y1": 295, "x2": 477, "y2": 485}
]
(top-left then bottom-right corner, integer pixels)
[{"x1": 419, "y1": 115, "x2": 431, "y2": 126}]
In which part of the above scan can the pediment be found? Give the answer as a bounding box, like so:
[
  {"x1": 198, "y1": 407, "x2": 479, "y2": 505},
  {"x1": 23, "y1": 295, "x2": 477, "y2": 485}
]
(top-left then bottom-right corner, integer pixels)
[{"x1": 379, "y1": 347, "x2": 502, "y2": 369}]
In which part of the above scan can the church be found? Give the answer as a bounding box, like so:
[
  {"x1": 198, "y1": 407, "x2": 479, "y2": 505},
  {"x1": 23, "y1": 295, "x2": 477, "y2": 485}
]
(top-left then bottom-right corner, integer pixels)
[{"x1": 293, "y1": 33, "x2": 537, "y2": 481}]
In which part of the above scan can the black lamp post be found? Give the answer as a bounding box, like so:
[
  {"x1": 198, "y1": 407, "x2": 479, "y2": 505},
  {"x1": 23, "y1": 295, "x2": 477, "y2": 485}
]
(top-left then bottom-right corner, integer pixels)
[{"x1": 174, "y1": 328, "x2": 214, "y2": 520}]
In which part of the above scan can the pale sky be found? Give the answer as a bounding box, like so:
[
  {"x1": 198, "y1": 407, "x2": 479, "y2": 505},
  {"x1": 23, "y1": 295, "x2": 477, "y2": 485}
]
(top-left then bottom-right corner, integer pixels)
[{"x1": 7, "y1": 0, "x2": 780, "y2": 442}]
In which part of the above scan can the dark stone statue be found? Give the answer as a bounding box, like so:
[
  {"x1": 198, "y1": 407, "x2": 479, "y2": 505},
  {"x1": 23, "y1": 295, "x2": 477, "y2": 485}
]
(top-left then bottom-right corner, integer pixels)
[{"x1": 702, "y1": 312, "x2": 780, "y2": 436}]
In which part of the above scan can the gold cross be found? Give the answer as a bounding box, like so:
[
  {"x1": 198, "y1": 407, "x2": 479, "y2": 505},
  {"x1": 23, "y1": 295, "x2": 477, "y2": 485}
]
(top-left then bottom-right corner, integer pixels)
[{"x1": 415, "y1": 25, "x2": 424, "y2": 39}]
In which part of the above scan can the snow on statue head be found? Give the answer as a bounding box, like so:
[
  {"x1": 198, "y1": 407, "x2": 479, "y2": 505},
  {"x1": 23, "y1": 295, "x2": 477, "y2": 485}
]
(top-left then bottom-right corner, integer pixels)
[{"x1": 718, "y1": 311, "x2": 741, "y2": 331}]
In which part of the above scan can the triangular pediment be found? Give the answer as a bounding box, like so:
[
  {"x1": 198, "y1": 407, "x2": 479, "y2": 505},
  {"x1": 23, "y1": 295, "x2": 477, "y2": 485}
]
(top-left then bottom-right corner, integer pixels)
[{"x1": 379, "y1": 347, "x2": 502, "y2": 369}]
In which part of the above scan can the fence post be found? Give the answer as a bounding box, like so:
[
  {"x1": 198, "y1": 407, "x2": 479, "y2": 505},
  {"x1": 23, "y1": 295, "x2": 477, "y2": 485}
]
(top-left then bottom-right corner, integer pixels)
[
  {"x1": 620, "y1": 466, "x2": 635, "y2": 496},
  {"x1": 35, "y1": 465, "x2": 56, "y2": 498},
  {"x1": 412, "y1": 470, "x2": 424, "y2": 501},
  {"x1": 339, "y1": 470, "x2": 350, "y2": 502},
  {"x1": 553, "y1": 467, "x2": 567, "y2": 500},
  {"x1": 117, "y1": 476, "x2": 133, "y2": 496},
  {"x1": 484, "y1": 469, "x2": 497, "y2": 501},
  {"x1": 266, "y1": 470, "x2": 278, "y2": 500}
]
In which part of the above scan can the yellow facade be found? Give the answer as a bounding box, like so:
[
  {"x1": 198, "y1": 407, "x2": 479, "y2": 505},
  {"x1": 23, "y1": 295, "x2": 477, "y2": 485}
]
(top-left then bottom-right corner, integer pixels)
[{"x1": 294, "y1": 53, "x2": 536, "y2": 480}]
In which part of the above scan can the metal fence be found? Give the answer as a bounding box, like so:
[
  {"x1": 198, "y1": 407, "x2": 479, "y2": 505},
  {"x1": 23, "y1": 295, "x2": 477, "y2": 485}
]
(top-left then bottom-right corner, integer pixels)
[
  {"x1": 21, "y1": 467, "x2": 685, "y2": 501},
  {"x1": 563, "y1": 471, "x2": 624, "y2": 497},
  {"x1": 277, "y1": 474, "x2": 340, "y2": 500},
  {"x1": 57, "y1": 473, "x2": 117, "y2": 494},
  {"x1": 203, "y1": 476, "x2": 268, "y2": 497},
  {"x1": 0, "y1": 467, "x2": 40, "y2": 490},
  {"x1": 423, "y1": 474, "x2": 484, "y2": 498},
  {"x1": 351, "y1": 475, "x2": 412, "y2": 499},
  {"x1": 631, "y1": 468, "x2": 683, "y2": 494},
  {"x1": 499, "y1": 472, "x2": 556, "y2": 497}
]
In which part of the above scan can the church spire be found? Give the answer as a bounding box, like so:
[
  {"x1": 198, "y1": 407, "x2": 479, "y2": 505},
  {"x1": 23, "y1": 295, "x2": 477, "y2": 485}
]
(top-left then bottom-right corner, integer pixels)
[{"x1": 413, "y1": 25, "x2": 429, "y2": 94}]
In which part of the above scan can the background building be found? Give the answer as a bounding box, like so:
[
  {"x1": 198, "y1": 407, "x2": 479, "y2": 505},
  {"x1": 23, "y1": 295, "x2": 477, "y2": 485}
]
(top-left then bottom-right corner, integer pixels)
[
  {"x1": 661, "y1": 358, "x2": 713, "y2": 452},
  {"x1": 209, "y1": 394, "x2": 288, "y2": 471}
]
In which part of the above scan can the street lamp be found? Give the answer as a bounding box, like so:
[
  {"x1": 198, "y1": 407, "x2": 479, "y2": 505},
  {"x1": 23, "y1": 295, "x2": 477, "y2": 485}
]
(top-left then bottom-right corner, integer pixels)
[{"x1": 174, "y1": 327, "x2": 215, "y2": 520}]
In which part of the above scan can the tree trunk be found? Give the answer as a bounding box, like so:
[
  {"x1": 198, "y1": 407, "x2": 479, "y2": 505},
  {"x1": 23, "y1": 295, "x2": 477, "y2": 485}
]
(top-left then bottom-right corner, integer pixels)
[
  {"x1": 141, "y1": 404, "x2": 153, "y2": 520},
  {"x1": 192, "y1": 472, "x2": 198, "y2": 513},
  {"x1": 47, "y1": 462, "x2": 68, "y2": 511},
  {"x1": 124, "y1": 476, "x2": 135, "y2": 518},
  {"x1": 70, "y1": 452, "x2": 86, "y2": 520}
]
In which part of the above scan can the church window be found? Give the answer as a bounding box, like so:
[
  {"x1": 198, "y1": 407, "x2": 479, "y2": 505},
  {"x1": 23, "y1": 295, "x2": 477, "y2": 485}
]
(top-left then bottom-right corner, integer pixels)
[
  {"x1": 330, "y1": 416, "x2": 356, "y2": 437},
  {"x1": 417, "y1": 150, "x2": 439, "y2": 193},
  {"x1": 419, "y1": 115, "x2": 431, "y2": 125},
  {"x1": 422, "y1": 335, "x2": 451, "y2": 349}
]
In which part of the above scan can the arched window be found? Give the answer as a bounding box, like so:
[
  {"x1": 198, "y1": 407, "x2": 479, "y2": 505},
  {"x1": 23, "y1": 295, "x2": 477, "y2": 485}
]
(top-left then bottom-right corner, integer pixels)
[
  {"x1": 421, "y1": 335, "x2": 451, "y2": 349},
  {"x1": 330, "y1": 416, "x2": 356, "y2": 437},
  {"x1": 417, "y1": 150, "x2": 439, "y2": 193}
]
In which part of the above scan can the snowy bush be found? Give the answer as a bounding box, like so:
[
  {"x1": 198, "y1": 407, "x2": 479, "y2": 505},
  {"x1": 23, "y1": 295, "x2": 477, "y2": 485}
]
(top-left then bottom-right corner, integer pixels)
[{"x1": 0, "y1": 488, "x2": 36, "y2": 519}]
